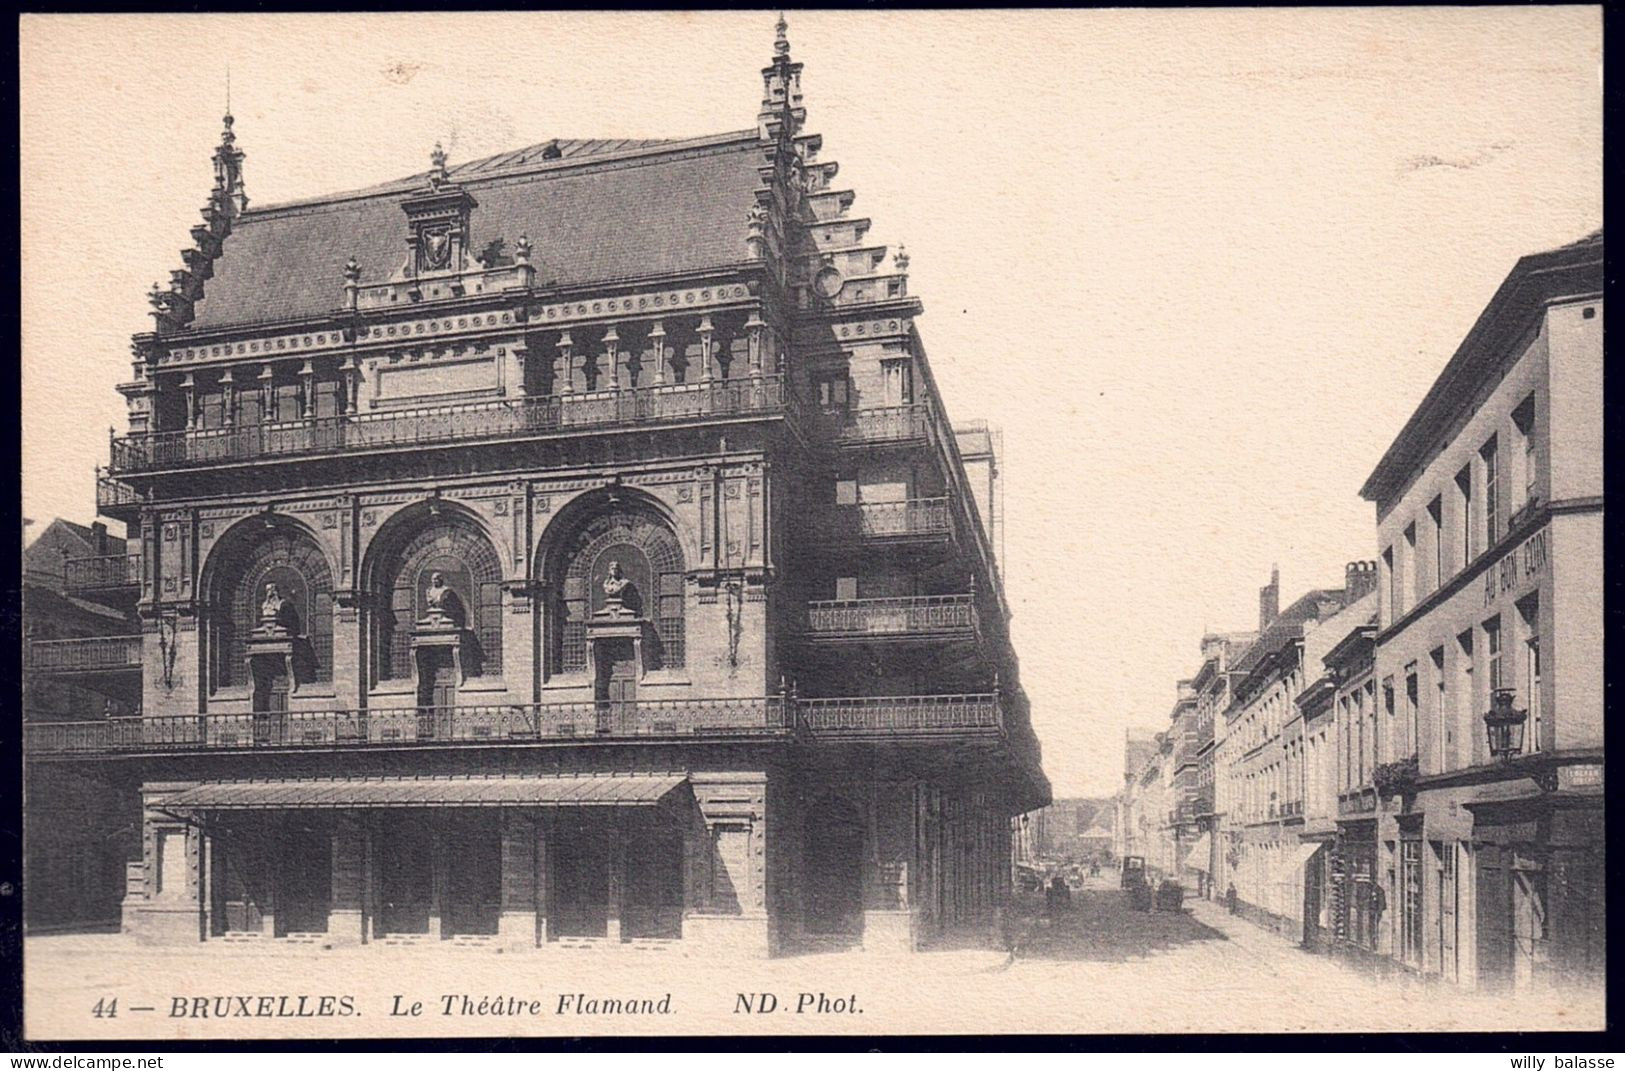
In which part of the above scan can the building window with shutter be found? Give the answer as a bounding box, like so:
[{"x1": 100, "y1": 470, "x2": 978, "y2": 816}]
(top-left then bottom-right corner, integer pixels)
[{"x1": 1482, "y1": 435, "x2": 1501, "y2": 546}]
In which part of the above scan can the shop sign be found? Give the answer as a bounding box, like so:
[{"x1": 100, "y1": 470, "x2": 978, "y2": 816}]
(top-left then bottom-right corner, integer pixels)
[
  {"x1": 1558, "y1": 764, "x2": 1603, "y2": 791},
  {"x1": 1484, "y1": 525, "x2": 1548, "y2": 608}
]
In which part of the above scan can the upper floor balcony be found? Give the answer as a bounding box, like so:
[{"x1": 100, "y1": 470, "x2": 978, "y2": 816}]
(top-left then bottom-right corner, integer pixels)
[
  {"x1": 810, "y1": 403, "x2": 933, "y2": 449},
  {"x1": 803, "y1": 594, "x2": 978, "y2": 644},
  {"x1": 27, "y1": 635, "x2": 144, "y2": 675},
  {"x1": 95, "y1": 469, "x2": 143, "y2": 513},
  {"x1": 23, "y1": 691, "x2": 1011, "y2": 758},
  {"x1": 64, "y1": 553, "x2": 142, "y2": 594},
  {"x1": 107, "y1": 376, "x2": 793, "y2": 476},
  {"x1": 810, "y1": 497, "x2": 953, "y2": 546}
]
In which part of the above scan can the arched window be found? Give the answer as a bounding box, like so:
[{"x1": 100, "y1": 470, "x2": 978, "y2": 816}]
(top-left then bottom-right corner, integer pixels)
[
  {"x1": 546, "y1": 507, "x2": 684, "y2": 673},
  {"x1": 207, "y1": 525, "x2": 334, "y2": 691},
  {"x1": 373, "y1": 516, "x2": 503, "y2": 681}
]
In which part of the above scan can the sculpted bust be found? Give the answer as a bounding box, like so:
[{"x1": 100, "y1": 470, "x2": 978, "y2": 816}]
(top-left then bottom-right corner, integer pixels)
[
  {"x1": 422, "y1": 571, "x2": 454, "y2": 624},
  {"x1": 259, "y1": 582, "x2": 285, "y2": 625},
  {"x1": 601, "y1": 560, "x2": 633, "y2": 617}
]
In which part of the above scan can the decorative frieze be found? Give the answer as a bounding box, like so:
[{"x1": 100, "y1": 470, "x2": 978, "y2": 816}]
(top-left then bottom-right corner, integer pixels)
[{"x1": 533, "y1": 284, "x2": 752, "y2": 327}]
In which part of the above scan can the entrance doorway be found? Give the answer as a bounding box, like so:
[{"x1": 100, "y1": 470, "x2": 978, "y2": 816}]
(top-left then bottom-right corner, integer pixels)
[
  {"x1": 211, "y1": 820, "x2": 270, "y2": 935},
  {"x1": 594, "y1": 638, "x2": 637, "y2": 733},
  {"x1": 442, "y1": 813, "x2": 501, "y2": 937},
  {"x1": 251, "y1": 659, "x2": 290, "y2": 746},
  {"x1": 623, "y1": 817, "x2": 684, "y2": 940},
  {"x1": 803, "y1": 797, "x2": 865, "y2": 937},
  {"x1": 376, "y1": 816, "x2": 434, "y2": 936},
  {"x1": 277, "y1": 820, "x2": 331, "y2": 935},
  {"x1": 416, "y1": 647, "x2": 457, "y2": 740},
  {"x1": 552, "y1": 813, "x2": 611, "y2": 939}
]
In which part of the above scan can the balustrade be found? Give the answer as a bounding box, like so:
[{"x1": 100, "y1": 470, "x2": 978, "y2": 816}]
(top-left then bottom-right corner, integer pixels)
[
  {"x1": 815, "y1": 497, "x2": 953, "y2": 542},
  {"x1": 64, "y1": 554, "x2": 142, "y2": 592},
  {"x1": 27, "y1": 635, "x2": 143, "y2": 673},
  {"x1": 805, "y1": 594, "x2": 977, "y2": 637},
  {"x1": 23, "y1": 691, "x2": 1012, "y2": 755},
  {"x1": 108, "y1": 376, "x2": 790, "y2": 473}
]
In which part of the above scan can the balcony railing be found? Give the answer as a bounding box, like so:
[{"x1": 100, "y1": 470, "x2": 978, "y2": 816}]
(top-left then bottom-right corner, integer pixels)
[
  {"x1": 64, "y1": 554, "x2": 142, "y2": 593},
  {"x1": 804, "y1": 594, "x2": 977, "y2": 639},
  {"x1": 95, "y1": 470, "x2": 142, "y2": 511},
  {"x1": 27, "y1": 635, "x2": 144, "y2": 673},
  {"x1": 814, "y1": 498, "x2": 953, "y2": 543},
  {"x1": 23, "y1": 692, "x2": 1010, "y2": 755},
  {"x1": 107, "y1": 376, "x2": 791, "y2": 474},
  {"x1": 814, "y1": 403, "x2": 933, "y2": 447},
  {"x1": 797, "y1": 693, "x2": 1001, "y2": 736}
]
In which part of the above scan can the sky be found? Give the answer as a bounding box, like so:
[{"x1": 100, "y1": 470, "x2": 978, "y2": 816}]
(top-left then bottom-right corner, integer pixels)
[{"x1": 19, "y1": 10, "x2": 1602, "y2": 797}]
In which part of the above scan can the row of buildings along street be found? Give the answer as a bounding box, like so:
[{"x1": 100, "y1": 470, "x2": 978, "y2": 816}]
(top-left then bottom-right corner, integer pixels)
[{"x1": 1109, "y1": 228, "x2": 1603, "y2": 995}]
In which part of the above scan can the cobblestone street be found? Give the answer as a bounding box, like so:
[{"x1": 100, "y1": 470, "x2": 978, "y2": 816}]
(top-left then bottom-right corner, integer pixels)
[{"x1": 24, "y1": 874, "x2": 1599, "y2": 1040}]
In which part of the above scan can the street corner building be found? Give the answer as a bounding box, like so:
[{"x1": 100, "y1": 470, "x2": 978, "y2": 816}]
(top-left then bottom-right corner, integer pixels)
[
  {"x1": 1353, "y1": 230, "x2": 1603, "y2": 991},
  {"x1": 1110, "y1": 229, "x2": 1603, "y2": 996},
  {"x1": 21, "y1": 19, "x2": 1050, "y2": 957}
]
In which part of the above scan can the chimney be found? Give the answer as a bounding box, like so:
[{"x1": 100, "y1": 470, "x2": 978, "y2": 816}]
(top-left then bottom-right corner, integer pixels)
[
  {"x1": 1258, "y1": 565, "x2": 1280, "y2": 632},
  {"x1": 92, "y1": 521, "x2": 108, "y2": 555},
  {"x1": 1345, "y1": 559, "x2": 1378, "y2": 601}
]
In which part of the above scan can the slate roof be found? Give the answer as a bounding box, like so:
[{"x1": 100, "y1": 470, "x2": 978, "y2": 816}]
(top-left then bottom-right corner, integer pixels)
[
  {"x1": 1361, "y1": 227, "x2": 1603, "y2": 506},
  {"x1": 190, "y1": 131, "x2": 765, "y2": 331}
]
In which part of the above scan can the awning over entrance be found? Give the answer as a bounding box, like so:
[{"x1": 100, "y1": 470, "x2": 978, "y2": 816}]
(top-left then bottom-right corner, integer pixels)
[
  {"x1": 1186, "y1": 833, "x2": 1213, "y2": 872},
  {"x1": 160, "y1": 773, "x2": 691, "y2": 811}
]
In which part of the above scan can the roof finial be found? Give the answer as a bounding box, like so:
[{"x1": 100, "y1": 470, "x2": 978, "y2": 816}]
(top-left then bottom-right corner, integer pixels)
[
  {"x1": 774, "y1": 12, "x2": 790, "y2": 57},
  {"x1": 430, "y1": 141, "x2": 448, "y2": 188}
]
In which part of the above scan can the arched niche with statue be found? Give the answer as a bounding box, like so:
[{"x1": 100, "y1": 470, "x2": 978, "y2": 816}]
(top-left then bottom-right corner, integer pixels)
[
  {"x1": 369, "y1": 509, "x2": 504, "y2": 696},
  {"x1": 542, "y1": 502, "x2": 686, "y2": 684},
  {"x1": 202, "y1": 519, "x2": 334, "y2": 701}
]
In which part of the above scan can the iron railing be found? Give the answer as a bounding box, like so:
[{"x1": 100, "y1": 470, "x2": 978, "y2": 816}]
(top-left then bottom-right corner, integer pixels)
[
  {"x1": 797, "y1": 693, "x2": 1001, "y2": 734},
  {"x1": 814, "y1": 497, "x2": 953, "y2": 542},
  {"x1": 27, "y1": 635, "x2": 144, "y2": 673},
  {"x1": 805, "y1": 594, "x2": 977, "y2": 638},
  {"x1": 815, "y1": 403, "x2": 933, "y2": 447},
  {"x1": 95, "y1": 470, "x2": 142, "y2": 511},
  {"x1": 64, "y1": 554, "x2": 142, "y2": 592},
  {"x1": 107, "y1": 376, "x2": 791, "y2": 474},
  {"x1": 23, "y1": 692, "x2": 1008, "y2": 755}
]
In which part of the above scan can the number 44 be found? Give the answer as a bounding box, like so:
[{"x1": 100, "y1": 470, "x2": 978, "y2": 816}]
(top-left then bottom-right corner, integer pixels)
[{"x1": 91, "y1": 997, "x2": 117, "y2": 1019}]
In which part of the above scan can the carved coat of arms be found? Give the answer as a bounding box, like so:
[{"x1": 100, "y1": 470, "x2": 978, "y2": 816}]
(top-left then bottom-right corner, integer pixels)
[{"x1": 421, "y1": 228, "x2": 451, "y2": 270}]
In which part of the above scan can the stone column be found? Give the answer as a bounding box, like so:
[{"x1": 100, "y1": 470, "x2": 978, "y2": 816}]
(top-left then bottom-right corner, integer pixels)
[
  {"x1": 343, "y1": 356, "x2": 360, "y2": 415},
  {"x1": 535, "y1": 814, "x2": 551, "y2": 947},
  {"x1": 180, "y1": 373, "x2": 197, "y2": 430},
  {"x1": 606, "y1": 819, "x2": 623, "y2": 943},
  {"x1": 219, "y1": 368, "x2": 236, "y2": 427},
  {"x1": 602, "y1": 325, "x2": 620, "y2": 390},
  {"x1": 298, "y1": 360, "x2": 315, "y2": 419},
  {"x1": 697, "y1": 316, "x2": 714, "y2": 383},
  {"x1": 427, "y1": 813, "x2": 445, "y2": 940},
  {"x1": 648, "y1": 321, "x2": 667, "y2": 385},
  {"x1": 556, "y1": 333, "x2": 574, "y2": 395},
  {"x1": 745, "y1": 311, "x2": 765, "y2": 381},
  {"x1": 499, "y1": 811, "x2": 538, "y2": 950}
]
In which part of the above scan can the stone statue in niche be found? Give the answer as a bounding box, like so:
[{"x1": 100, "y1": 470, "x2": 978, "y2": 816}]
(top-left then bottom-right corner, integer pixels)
[
  {"x1": 254, "y1": 582, "x2": 289, "y2": 636},
  {"x1": 419, "y1": 571, "x2": 463, "y2": 627},
  {"x1": 599, "y1": 560, "x2": 635, "y2": 618}
]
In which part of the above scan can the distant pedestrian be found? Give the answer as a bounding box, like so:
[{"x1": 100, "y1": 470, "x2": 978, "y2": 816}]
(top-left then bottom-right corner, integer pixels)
[
  {"x1": 1045, "y1": 875, "x2": 1071, "y2": 918},
  {"x1": 1226, "y1": 882, "x2": 1238, "y2": 915}
]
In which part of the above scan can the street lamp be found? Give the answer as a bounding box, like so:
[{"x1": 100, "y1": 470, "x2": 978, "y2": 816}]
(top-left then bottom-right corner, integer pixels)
[{"x1": 1484, "y1": 687, "x2": 1528, "y2": 760}]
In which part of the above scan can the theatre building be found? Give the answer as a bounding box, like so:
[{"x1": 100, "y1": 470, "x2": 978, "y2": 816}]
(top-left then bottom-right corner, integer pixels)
[
  {"x1": 22, "y1": 20, "x2": 1048, "y2": 955},
  {"x1": 1360, "y1": 230, "x2": 1602, "y2": 990}
]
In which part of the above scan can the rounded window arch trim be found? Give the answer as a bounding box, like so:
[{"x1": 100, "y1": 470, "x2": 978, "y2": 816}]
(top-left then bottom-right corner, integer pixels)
[
  {"x1": 357, "y1": 497, "x2": 515, "y2": 595},
  {"x1": 359, "y1": 499, "x2": 508, "y2": 684},
  {"x1": 198, "y1": 512, "x2": 338, "y2": 599},
  {"x1": 198, "y1": 513, "x2": 337, "y2": 691},
  {"x1": 532, "y1": 485, "x2": 689, "y2": 585}
]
